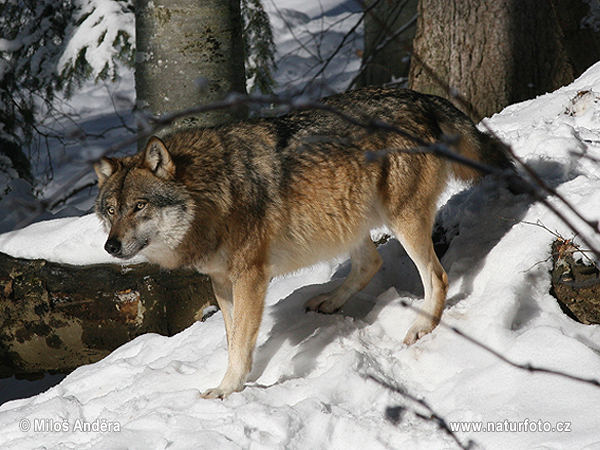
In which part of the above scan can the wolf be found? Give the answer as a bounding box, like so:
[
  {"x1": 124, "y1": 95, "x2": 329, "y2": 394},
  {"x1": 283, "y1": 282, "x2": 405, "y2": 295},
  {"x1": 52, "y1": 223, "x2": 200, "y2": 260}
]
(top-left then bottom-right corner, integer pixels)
[{"x1": 94, "y1": 87, "x2": 512, "y2": 399}]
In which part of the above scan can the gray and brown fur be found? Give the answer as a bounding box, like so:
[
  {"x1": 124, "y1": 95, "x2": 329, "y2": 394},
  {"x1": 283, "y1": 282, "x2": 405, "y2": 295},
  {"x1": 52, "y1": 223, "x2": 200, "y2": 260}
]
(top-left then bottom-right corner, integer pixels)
[{"x1": 94, "y1": 87, "x2": 512, "y2": 398}]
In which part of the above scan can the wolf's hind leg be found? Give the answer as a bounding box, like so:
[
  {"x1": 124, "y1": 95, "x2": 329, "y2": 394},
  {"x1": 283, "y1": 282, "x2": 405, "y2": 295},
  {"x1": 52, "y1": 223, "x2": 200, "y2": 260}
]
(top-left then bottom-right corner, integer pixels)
[
  {"x1": 391, "y1": 214, "x2": 448, "y2": 345},
  {"x1": 305, "y1": 236, "x2": 382, "y2": 314}
]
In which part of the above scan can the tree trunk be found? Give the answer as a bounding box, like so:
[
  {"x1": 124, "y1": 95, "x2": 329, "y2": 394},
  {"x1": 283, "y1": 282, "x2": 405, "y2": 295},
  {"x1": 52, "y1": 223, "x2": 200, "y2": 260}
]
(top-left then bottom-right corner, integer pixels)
[
  {"x1": 135, "y1": 0, "x2": 247, "y2": 132},
  {"x1": 0, "y1": 252, "x2": 216, "y2": 377},
  {"x1": 553, "y1": 0, "x2": 600, "y2": 77},
  {"x1": 355, "y1": 0, "x2": 418, "y2": 87},
  {"x1": 409, "y1": 0, "x2": 576, "y2": 120}
]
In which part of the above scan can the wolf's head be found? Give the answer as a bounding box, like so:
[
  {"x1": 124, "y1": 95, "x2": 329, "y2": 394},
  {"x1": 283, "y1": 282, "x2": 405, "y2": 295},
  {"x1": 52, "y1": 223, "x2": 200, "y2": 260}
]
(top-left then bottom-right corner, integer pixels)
[{"x1": 94, "y1": 137, "x2": 194, "y2": 267}]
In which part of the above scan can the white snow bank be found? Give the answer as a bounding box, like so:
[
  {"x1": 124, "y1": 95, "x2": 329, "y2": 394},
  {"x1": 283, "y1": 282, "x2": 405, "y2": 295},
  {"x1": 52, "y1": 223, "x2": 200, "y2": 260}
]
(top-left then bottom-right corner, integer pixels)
[
  {"x1": 0, "y1": 214, "x2": 144, "y2": 265},
  {"x1": 2, "y1": 64, "x2": 600, "y2": 450}
]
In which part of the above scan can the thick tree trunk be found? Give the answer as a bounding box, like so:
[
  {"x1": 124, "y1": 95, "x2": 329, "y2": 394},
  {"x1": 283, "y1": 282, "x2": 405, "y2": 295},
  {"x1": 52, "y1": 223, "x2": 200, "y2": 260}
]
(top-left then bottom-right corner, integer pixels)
[
  {"x1": 0, "y1": 252, "x2": 216, "y2": 377},
  {"x1": 135, "y1": 0, "x2": 247, "y2": 131},
  {"x1": 409, "y1": 0, "x2": 576, "y2": 120},
  {"x1": 355, "y1": 0, "x2": 418, "y2": 87}
]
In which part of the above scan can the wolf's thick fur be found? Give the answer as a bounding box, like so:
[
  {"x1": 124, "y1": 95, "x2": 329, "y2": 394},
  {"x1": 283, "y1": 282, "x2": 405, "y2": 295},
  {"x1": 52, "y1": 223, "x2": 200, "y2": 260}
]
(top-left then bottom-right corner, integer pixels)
[{"x1": 94, "y1": 87, "x2": 512, "y2": 398}]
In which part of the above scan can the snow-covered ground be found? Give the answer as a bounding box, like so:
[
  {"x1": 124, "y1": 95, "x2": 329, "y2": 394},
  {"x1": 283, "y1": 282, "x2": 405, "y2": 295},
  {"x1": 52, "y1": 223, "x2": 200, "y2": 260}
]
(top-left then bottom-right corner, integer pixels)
[{"x1": 2, "y1": 2, "x2": 600, "y2": 449}]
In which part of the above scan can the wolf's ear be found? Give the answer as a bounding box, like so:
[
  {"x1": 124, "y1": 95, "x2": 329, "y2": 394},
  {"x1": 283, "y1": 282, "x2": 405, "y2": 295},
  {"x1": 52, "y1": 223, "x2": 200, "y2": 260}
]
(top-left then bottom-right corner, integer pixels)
[
  {"x1": 94, "y1": 157, "x2": 118, "y2": 188},
  {"x1": 143, "y1": 136, "x2": 175, "y2": 180}
]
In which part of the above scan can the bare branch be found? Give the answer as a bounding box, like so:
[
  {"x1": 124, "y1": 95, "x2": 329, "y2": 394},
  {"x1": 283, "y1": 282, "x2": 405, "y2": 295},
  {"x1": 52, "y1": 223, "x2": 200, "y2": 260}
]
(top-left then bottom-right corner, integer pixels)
[
  {"x1": 12, "y1": 91, "x2": 600, "y2": 266},
  {"x1": 397, "y1": 299, "x2": 600, "y2": 390},
  {"x1": 352, "y1": 0, "x2": 600, "y2": 261},
  {"x1": 366, "y1": 374, "x2": 477, "y2": 450},
  {"x1": 299, "y1": 0, "x2": 369, "y2": 92}
]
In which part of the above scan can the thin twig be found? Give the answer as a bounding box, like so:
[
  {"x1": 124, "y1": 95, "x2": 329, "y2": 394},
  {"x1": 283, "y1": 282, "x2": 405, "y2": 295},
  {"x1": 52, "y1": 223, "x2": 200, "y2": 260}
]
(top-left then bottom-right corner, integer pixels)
[
  {"x1": 397, "y1": 299, "x2": 600, "y2": 390},
  {"x1": 12, "y1": 92, "x2": 600, "y2": 266},
  {"x1": 300, "y1": 0, "x2": 370, "y2": 93},
  {"x1": 366, "y1": 374, "x2": 476, "y2": 450},
  {"x1": 353, "y1": 0, "x2": 600, "y2": 259}
]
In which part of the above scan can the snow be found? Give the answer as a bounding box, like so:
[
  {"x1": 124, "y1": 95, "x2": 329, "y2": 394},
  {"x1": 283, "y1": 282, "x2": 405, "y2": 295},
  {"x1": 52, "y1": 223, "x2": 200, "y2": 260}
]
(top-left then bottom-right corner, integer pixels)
[
  {"x1": 1, "y1": 65, "x2": 600, "y2": 450},
  {"x1": 59, "y1": 0, "x2": 134, "y2": 81},
  {"x1": 0, "y1": 214, "x2": 145, "y2": 265},
  {"x1": 2, "y1": 4, "x2": 600, "y2": 450},
  {"x1": 0, "y1": 68, "x2": 137, "y2": 233}
]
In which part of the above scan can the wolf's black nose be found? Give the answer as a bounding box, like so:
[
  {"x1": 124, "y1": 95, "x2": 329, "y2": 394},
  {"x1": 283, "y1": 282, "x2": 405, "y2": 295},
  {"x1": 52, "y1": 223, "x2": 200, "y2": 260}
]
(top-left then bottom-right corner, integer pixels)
[{"x1": 104, "y1": 238, "x2": 122, "y2": 256}]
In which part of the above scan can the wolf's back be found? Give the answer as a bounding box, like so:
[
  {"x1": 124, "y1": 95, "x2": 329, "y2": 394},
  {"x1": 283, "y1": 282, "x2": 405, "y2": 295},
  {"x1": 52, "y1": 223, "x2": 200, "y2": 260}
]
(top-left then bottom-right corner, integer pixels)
[
  {"x1": 316, "y1": 87, "x2": 512, "y2": 182},
  {"x1": 427, "y1": 94, "x2": 513, "y2": 181}
]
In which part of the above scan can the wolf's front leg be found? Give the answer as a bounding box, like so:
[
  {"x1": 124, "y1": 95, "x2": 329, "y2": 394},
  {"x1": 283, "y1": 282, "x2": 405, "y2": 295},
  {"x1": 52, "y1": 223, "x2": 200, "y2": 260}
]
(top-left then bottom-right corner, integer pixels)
[{"x1": 201, "y1": 267, "x2": 268, "y2": 399}]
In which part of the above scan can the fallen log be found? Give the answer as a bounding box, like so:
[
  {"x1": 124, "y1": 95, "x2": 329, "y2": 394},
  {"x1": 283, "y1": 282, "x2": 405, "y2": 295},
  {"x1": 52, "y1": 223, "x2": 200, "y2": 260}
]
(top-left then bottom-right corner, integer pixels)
[{"x1": 0, "y1": 251, "x2": 216, "y2": 377}]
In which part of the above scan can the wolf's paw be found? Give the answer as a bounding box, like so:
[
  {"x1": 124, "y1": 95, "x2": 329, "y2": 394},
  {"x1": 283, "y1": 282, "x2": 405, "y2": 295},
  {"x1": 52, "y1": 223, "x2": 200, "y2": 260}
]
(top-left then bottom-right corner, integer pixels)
[
  {"x1": 201, "y1": 386, "x2": 231, "y2": 400},
  {"x1": 403, "y1": 322, "x2": 435, "y2": 345},
  {"x1": 305, "y1": 293, "x2": 344, "y2": 314},
  {"x1": 201, "y1": 371, "x2": 246, "y2": 399}
]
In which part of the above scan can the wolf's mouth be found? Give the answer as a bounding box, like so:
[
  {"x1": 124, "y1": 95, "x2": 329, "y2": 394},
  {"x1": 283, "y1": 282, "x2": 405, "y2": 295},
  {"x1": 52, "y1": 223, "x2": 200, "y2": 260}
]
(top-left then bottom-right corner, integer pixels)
[
  {"x1": 105, "y1": 237, "x2": 150, "y2": 259},
  {"x1": 123, "y1": 239, "x2": 149, "y2": 259},
  {"x1": 139, "y1": 238, "x2": 149, "y2": 252}
]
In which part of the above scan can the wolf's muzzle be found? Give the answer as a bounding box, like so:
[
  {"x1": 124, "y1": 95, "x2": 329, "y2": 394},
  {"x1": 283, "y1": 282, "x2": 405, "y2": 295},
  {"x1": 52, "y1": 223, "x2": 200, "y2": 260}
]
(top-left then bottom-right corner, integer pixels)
[{"x1": 104, "y1": 237, "x2": 122, "y2": 257}]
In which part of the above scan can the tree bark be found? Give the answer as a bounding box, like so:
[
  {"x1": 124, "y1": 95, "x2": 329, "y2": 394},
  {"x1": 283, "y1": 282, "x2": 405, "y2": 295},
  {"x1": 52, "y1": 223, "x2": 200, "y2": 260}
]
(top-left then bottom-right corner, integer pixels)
[
  {"x1": 135, "y1": 0, "x2": 247, "y2": 131},
  {"x1": 0, "y1": 252, "x2": 216, "y2": 377},
  {"x1": 409, "y1": 0, "x2": 576, "y2": 120}
]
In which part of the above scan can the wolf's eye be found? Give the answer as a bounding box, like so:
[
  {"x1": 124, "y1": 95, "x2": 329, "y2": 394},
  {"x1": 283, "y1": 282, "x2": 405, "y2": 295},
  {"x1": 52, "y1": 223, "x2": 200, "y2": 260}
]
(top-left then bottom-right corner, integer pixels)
[
  {"x1": 107, "y1": 206, "x2": 116, "y2": 215},
  {"x1": 134, "y1": 201, "x2": 147, "y2": 212}
]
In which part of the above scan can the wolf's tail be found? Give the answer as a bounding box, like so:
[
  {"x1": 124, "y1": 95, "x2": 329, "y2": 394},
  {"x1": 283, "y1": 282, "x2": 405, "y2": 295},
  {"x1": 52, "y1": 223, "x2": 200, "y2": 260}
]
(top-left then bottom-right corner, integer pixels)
[{"x1": 431, "y1": 96, "x2": 514, "y2": 182}]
